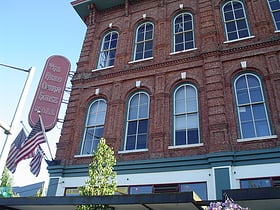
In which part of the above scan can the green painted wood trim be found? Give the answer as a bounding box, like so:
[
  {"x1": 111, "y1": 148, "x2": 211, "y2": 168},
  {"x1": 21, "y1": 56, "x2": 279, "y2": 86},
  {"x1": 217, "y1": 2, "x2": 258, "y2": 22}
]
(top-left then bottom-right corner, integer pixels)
[{"x1": 48, "y1": 147, "x2": 280, "y2": 177}]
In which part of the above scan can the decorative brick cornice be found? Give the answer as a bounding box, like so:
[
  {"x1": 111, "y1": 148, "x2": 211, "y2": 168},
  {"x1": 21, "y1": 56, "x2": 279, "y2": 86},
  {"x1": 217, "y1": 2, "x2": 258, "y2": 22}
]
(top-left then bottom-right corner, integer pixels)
[{"x1": 72, "y1": 37, "x2": 280, "y2": 84}]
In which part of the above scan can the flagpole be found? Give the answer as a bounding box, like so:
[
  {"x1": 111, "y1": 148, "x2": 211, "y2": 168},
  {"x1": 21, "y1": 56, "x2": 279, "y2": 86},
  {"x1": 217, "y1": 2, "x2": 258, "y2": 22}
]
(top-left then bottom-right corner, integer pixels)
[
  {"x1": 0, "y1": 66, "x2": 35, "y2": 177},
  {"x1": 38, "y1": 112, "x2": 54, "y2": 160},
  {"x1": 20, "y1": 121, "x2": 29, "y2": 134}
]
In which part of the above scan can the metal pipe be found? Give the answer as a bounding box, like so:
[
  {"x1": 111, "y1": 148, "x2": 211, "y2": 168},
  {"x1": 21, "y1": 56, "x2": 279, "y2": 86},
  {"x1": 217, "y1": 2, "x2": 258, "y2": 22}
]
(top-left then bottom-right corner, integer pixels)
[{"x1": 0, "y1": 65, "x2": 35, "y2": 176}]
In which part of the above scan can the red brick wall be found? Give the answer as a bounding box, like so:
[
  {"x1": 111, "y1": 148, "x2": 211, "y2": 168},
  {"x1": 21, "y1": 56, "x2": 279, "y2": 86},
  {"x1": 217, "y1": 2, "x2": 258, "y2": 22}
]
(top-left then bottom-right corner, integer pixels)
[{"x1": 55, "y1": 0, "x2": 280, "y2": 165}]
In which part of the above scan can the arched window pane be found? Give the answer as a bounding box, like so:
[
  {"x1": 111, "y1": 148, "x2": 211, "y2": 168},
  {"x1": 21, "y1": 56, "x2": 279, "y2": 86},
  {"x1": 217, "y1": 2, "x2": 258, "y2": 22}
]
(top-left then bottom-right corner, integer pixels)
[
  {"x1": 173, "y1": 12, "x2": 195, "y2": 52},
  {"x1": 173, "y1": 84, "x2": 200, "y2": 146},
  {"x1": 267, "y1": 0, "x2": 280, "y2": 31},
  {"x1": 234, "y1": 73, "x2": 271, "y2": 139},
  {"x1": 97, "y1": 31, "x2": 118, "y2": 69},
  {"x1": 81, "y1": 99, "x2": 107, "y2": 154},
  {"x1": 222, "y1": 1, "x2": 250, "y2": 41},
  {"x1": 125, "y1": 92, "x2": 149, "y2": 150},
  {"x1": 133, "y1": 22, "x2": 154, "y2": 61}
]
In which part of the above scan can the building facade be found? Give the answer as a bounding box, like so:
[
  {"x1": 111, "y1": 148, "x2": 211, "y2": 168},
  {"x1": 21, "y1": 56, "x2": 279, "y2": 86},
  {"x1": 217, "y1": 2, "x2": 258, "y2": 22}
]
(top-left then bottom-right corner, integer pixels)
[{"x1": 47, "y1": 0, "x2": 280, "y2": 200}]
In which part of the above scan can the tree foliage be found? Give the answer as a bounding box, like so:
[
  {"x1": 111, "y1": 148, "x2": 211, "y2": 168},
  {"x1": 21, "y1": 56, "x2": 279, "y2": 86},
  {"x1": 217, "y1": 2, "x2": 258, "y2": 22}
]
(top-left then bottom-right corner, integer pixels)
[
  {"x1": 0, "y1": 167, "x2": 13, "y2": 197},
  {"x1": 77, "y1": 138, "x2": 117, "y2": 210}
]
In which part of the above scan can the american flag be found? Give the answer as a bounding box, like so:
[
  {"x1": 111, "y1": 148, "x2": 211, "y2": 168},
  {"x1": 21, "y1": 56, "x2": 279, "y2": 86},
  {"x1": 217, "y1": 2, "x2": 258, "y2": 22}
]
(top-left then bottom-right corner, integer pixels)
[
  {"x1": 30, "y1": 146, "x2": 44, "y2": 177},
  {"x1": 15, "y1": 118, "x2": 46, "y2": 165},
  {"x1": 6, "y1": 129, "x2": 27, "y2": 173}
]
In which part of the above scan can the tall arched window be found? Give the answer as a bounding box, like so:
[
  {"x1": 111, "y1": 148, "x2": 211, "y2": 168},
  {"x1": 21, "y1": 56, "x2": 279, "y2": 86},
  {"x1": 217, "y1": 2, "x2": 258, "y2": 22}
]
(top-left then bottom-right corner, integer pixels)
[
  {"x1": 222, "y1": 0, "x2": 251, "y2": 41},
  {"x1": 133, "y1": 22, "x2": 154, "y2": 61},
  {"x1": 81, "y1": 99, "x2": 107, "y2": 154},
  {"x1": 173, "y1": 12, "x2": 195, "y2": 52},
  {"x1": 97, "y1": 31, "x2": 119, "y2": 69},
  {"x1": 234, "y1": 73, "x2": 272, "y2": 139},
  {"x1": 267, "y1": 0, "x2": 280, "y2": 31},
  {"x1": 173, "y1": 84, "x2": 200, "y2": 146},
  {"x1": 124, "y1": 92, "x2": 149, "y2": 150}
]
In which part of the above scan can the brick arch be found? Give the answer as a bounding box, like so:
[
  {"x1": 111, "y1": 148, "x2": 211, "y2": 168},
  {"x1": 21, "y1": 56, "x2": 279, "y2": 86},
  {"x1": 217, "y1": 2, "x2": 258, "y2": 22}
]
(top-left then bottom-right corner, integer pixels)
[{"x1": 164, "y1": 71, "x2": 201, "y2": 95}]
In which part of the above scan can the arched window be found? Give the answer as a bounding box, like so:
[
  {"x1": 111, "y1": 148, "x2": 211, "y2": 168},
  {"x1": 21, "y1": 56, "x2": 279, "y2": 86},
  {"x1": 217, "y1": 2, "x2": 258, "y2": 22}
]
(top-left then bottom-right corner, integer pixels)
[
  {"x1": 173, "y1": 12, "x2": 195, "y2": 52},
  {"x1": 267, "y1": 0, "x2": 280, "y2": 31},
  {"x1": 222, "y1": 0, "x2": 251, "y2": 41},
  {"x1": 173, "y1": 84, "x2": 200, "y2": 146},
  {"x1": 124, "y1": 92, "x2": 149, "y2": 150},
  {"x1": 97, "y1": 31, "x2": 119, "y2": 69},
  {"x1": 133, "y1": 22, "x2": 154, "y2": 61},
  {"x1": 81, "y1": 99, "x2": 107, "y2": 154},
  {"x1": 234, "y1": 73, "x2": 272, "y2": 139}
]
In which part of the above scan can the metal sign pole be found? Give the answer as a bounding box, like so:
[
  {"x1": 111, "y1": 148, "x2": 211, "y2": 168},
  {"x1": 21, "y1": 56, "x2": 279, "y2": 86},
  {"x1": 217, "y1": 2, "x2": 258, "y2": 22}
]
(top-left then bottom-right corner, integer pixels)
[{"x1": 0, "y1": 65, "x2": 35, "y2": 176}]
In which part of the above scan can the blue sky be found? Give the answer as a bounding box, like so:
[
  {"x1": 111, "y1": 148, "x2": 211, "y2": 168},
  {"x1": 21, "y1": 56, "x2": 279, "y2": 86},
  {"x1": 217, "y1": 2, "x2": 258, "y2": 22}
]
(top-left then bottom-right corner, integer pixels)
[{"x1": 0, "y1": 1, "x2": 86, "y2": 187}]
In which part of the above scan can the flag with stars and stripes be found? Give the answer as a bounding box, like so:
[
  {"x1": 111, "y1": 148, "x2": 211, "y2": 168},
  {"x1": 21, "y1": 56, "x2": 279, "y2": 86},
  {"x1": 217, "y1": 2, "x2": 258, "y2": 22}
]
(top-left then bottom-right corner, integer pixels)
[
  {"x1": 6, "y1": 129, "x2": 27, "y2": 173},
  {"x1": 15, "y1": 118, "x2": 46, "y2": 166},
  {"x1": 30, "y1": 146, "x2": 45, "y2": 177}
]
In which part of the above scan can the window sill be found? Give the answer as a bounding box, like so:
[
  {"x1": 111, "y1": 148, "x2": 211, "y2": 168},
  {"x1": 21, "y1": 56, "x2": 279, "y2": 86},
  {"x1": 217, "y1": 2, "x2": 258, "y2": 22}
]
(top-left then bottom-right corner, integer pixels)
[
  {"x1": 169, "y1": 48, "x2": 197, "y2": 55},
  {"x1": 128, "y1": 57, "x2": 153, "y2": 64},
  {"x1": 168, "y1": 143, "x2": 204, "y2": 149},
  {"x1": 74, "y1": 154, "x2": 93, "y2": 158},
  {"x1": 237, "y1": 135, "x2": 277, "y2": 142},
  {"x1": 275, "y1": 30, "x2": 280, "y2": 33},
  {"x1": 224, "y1": 35, "x2": 255, "y2": 44},
  {"x1": 92, "y1": 66, "x2": 114, "y2": 72},
  {"x1": 118, "y1": 148, "x2": 148, "y2": 154}
]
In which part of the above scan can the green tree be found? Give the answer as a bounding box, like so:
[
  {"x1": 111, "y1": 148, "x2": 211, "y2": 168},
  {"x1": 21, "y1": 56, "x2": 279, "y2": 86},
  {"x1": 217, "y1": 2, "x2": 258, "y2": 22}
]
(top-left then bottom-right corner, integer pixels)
[
  {"x1": 0, "y1": 167, "x2": 13, "y2": 197},
  {"x1": 36, "y1": 184, "x2": 44, "y2": 197},
  {"x1": 77, "y1": 138, "x2": 117, "y2": 210}
]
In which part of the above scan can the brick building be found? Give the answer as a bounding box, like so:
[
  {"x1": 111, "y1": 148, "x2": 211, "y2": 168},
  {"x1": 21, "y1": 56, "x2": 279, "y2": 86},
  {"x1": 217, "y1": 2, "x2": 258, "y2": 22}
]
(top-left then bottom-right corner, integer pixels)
[{"x1": 47, "y1": 0, "x2": 280, "y2": 201}]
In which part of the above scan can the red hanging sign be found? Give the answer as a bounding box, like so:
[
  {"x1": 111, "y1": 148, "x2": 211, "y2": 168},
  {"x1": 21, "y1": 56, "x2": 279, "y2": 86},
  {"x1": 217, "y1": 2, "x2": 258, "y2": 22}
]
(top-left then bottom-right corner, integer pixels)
[{"x1": 28, "y1": 55, "x2": 71, "y2": 131}]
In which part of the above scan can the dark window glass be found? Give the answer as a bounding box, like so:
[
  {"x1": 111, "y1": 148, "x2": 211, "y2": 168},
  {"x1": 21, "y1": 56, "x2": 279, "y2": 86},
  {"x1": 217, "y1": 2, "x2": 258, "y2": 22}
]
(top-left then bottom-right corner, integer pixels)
[
  {"x1": 180, "y1": 182, "x2": 207, "y2": 200},
  {"x1": 173, "y1": 12, "x2": 195, "y2": 52},
  {"x1": 129, "y1": 186, "x2": 153, "y2": 194},
  {"x1": 222, "y1": 1, "x2": 250, "y2": 41},
  {"x1": 81, "y1": 99, "x2": 107, "y2": 154},
  {"x1": 173, "y1": 84, "x2": 200, "y2": 146},
  {"x1": 234, "y1": 73, "x2": 271, "y2": 139},
  {"x1": 97, "y1": 31, "x2": 118, "y2": 69},
  {"x1": 125, "y1": 92, "x2": 149, "y2": 150},
  {"x1": 134, "y1": 22, "x2": 154, "y2": 61},
  {"x1": 240, "y1": 179, "x2": 271, "y2": 188},
  {"x1": 267, "y1": 0, "x2": 280, "y2": 30}
]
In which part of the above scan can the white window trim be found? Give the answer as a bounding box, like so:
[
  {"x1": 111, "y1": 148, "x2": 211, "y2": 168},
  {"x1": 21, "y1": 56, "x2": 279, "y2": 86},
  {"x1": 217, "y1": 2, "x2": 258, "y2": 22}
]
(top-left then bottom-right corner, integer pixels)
[
  {"x1": 92, "y1": 65, "x2": 114, "y2": 72},
  {"x1": 170, "y1": 48, "x2": 197, "y2": 55},
  {"x1": 133, "y1": 22, "x2": 154, "y2": 62},
  {"x1": 128, "y1": 57, "x2": 153, "y2": 64},
  {"x1": 74, "y1": 154, "x2": 93, "y2": 158},
  {"x1": 118, "y1": 148, "x2": 148, "y2": 154},
  {"x1": 237, "y1": 135, "x2": 277, "y2": 142},
  {"x1": 168, "y1": 143, "x2": 204, "y2": 149},
  {"x1": 224, "y1": 35, "x2": 255, "y2": 44},
  {"x1": 275, "y1": 30, "x2": 280, "y2": 33},
  {"x1": 172, "y1": 12, "x2": 195, "y2": 53},
  {"x1": 173, "y1": 84, "x2": 201, "y2": 146},
  {"x1": 234, "y1": 73, "x2": 272, "y2": 139},
  {"x1": 97, "y1": 31, "x2": 119, "y2": 69},
  {"x1": 123, "y1": 91, "x2": 150, "y2": 151}
]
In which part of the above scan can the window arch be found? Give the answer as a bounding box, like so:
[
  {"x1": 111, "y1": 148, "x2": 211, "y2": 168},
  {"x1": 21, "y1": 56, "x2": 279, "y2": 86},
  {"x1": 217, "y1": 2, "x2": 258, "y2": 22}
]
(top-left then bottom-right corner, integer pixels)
[
  {"x1": 222, "y1": 0, "x2": 251, "y2": 41},
  {"x1": 80, "y1": 99, "x2": 107, "y2": 154},
  {"x1": 173, "y1": 12, "x2": 195, "y2": 52},
  {"x1": 233, "y1": 73, "x2": 272, "y2": 139},
  {"x1": 124, "y1": 92, "x2": 150, "y2": 150},
  {"x1": 97, "y1": 31, "x2": 119, "y2": 69},
  {"x1": 133, "y1": 22, "x2": 154, "y2": 61},
  {"x1": 173, "y1": 84, "x2": 200, "y2": 146},
  {"x1": 267, "y1": 0, "x2": 280, "y2": 31}
]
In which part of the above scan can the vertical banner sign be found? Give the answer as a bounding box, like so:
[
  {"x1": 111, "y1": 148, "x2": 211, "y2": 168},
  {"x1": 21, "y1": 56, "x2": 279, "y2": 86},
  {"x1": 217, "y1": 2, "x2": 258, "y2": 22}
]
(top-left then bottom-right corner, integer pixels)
[{"x1": 28, "y1": 55, "x2": 71, "y2": 131}]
